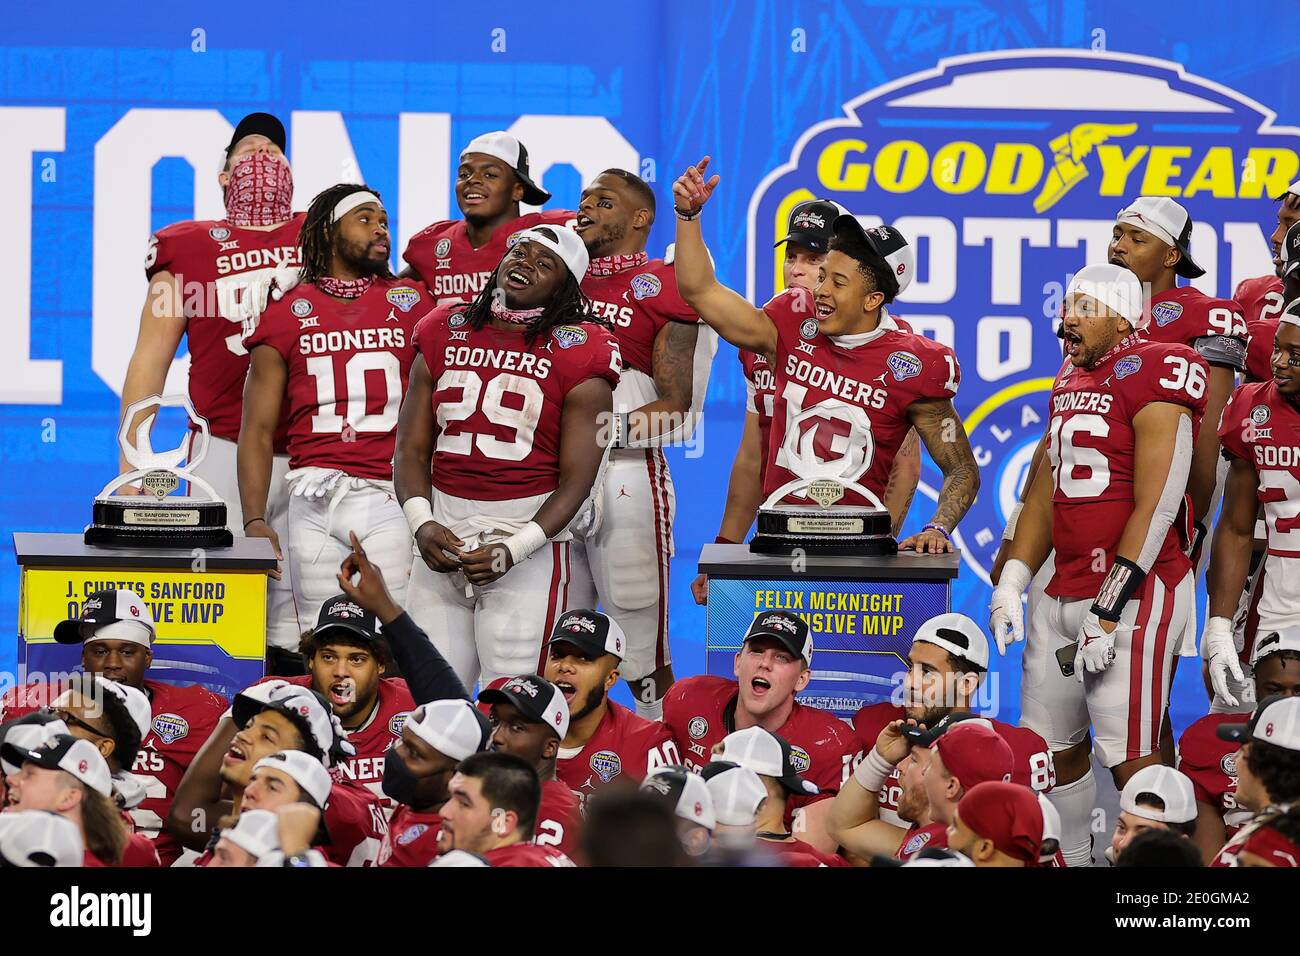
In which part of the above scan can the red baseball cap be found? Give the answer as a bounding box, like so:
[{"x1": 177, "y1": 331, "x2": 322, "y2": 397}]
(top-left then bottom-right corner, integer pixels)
[
  {"x1": 957, "y1": 781, "x2": 1044, "y2": 863},
  {"x1": 931, "y1": 720, "x2": 1013, "y2": 789}
]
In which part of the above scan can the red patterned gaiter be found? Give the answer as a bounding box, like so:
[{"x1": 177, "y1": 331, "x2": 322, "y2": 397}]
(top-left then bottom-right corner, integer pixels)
[{"x1": 224, "y1": 153, "x2": 293, "y2": 227}]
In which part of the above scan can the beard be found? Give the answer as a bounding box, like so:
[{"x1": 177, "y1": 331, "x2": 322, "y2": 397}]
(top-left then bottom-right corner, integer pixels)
[
  {"x1": 570, "y1": 683, "x2": 607, "y2": 723},
  {"x1": 336, "y1": 236, "x2": 389, "y2": 277},
  {"x1": 586, "y1": 220, "x2": 628, "y2": 258},
  {"x1": 897, "y1": 785, "x2": 928, "y2": 825}
]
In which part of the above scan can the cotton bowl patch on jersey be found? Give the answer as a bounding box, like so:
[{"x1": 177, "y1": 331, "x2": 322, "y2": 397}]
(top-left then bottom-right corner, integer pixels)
[
  {"x1": 590, "y1": 750, "x2": 622, "y2": 783},
  {"x1": 901, "y1": 830, "x2": 932, "y2": 856},
  {"x1": 887, "y1": 351, "x2": 923, "y2": 382},
  {"x1": 386, "y1": 287, "x2": 421, "y2": 313},
  {"x1": 789, "y1": 744, "x2": 812, "y2": 774},
  {"x1": 209, "y1": 226, "x2": 231, "y2": 242},
  {"x1": 291, "y1": 298, "x2": 314, "y2": 318},
  {"x1": 390, "y1": 713, "x2": 408, "y2": 738},
  {"x1": 1114, "y1": 356, "x2": 1143, "y2": 380},
  {"x1": 630, "y1": 273, "x2": 662, "y2": 300},
  {"x1": 1152, "y1": 301, "x2": 1184, "y2": 328},
  {"x1": 688, "y1": 716, "x2": 709, "y2": 740},
  {"x1": 398, "y1": 823, "x2": 428, "y2": 846},
  {"x1": 552, "y1": 326, "x2": 588, "y2": 349},
  {"x1": 152, "y1": 713, "x2": 189, "y2": 745},
  {"x1": 434, "y1": 238, "x2": 451, "y2": 258}
]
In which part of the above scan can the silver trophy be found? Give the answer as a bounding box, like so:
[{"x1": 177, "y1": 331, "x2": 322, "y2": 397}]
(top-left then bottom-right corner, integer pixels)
[{"x1": 85, "y1": 394, "x2": 232, "y2": 548}]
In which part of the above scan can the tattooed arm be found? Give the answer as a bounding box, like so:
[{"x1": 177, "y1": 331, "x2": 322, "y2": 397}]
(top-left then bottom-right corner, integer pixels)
[
  {"x1": 899, "y1": 398, "x2": 980, "y2": 554},
  {"x1": 624, "y1": 321, "x2": 700, "y2": 443},
  {"x1": 882, "y1": 428, "x2": 921, "y2": 537}
]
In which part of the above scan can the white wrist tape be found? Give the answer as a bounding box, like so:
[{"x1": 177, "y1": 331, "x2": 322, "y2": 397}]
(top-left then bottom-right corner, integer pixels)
[
  {"x1": 853, "y1": 746, "x2": 896, "y2": 793},
  {"x1": 998, "y1": 558, "x2": 1033, "y2": 595},
  {"x1": 1003, "y1": 501, "x2": 1024, "y2": 542},
  {"x1": 402, "y1": 497, "x2": 435, "y2": 536},
  {"x1": 503, "y1": 521, "x2": 548, "y2": 565}
]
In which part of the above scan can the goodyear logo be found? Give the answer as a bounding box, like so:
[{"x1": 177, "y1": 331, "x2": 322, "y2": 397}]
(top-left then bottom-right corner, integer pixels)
[
  {"x1": 887, "y1": 350, "x2": 923, "y2": 382},
  {"x1": 389, "y1": 712, "x2": 408, "y2": 738},
  {"x1": 630, "y1": 273, "x2": 662, "y2": 300},
  {"x1": 152, "y1": 713, "x2": 189, "y2": 745},
  {"x1": 590, "y1": 749, "x2": 622, "y2": 783},
  {"x1": 1152, "y1": 301, "x2": 1184, "y2": 328},
  {"x1": 552, "y1": 326, "x2": 588, "y2": 349},
  {"x1": 789, "y1": 744, "x2": 811, "y2": 774},
  {"x1": 386, "y1": 287, "x2": 422, "y2": 313}
]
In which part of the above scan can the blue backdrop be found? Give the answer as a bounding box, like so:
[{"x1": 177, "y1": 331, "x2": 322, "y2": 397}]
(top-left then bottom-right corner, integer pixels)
[{"x1": 3, "y1": 0, "x2": 1297, "y2": 732}]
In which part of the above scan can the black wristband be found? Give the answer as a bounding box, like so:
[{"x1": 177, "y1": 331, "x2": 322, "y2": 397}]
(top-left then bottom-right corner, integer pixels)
[
  {"x1": 243, "y1": 516, "x2": 266, "y2": 529},
  {"x1": 674, "y1": 207, "x2": 700, "y2": 221},
  {"x1": 1091, "y1": 556, "x2": 1146, "y2": 622}
]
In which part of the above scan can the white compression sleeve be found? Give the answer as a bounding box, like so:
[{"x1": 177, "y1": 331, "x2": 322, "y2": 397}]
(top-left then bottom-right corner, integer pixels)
[
  {"x1": 1046, "y1": 770, "x2": 1098, "y2": 868},
  {"x1": 1136, "y1": 414, "x2": 1194, "y2": 573}
]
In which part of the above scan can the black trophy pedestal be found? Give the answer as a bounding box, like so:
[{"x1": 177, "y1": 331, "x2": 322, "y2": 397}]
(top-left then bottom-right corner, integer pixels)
[
  {"x1": 85, "y1": 497, "x2": 233, "y2": 549},
  {"x1": 749, "y1": 505, "x2": 896, "y2": 556}
]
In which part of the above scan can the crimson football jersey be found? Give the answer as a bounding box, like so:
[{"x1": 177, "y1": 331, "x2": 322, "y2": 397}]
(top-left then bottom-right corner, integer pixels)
[
  {"x1": 851, "y1": 703, "x2": 1055, "y2": 828},
  {"x1": 376, "y1": 805, "x2": 443, "y2": 867},
  {"x1": 0, "y1": 677, "x2": 227, "y2": 867},
  {"x1": 1236, "y1": 274, "x2": 1287, "y2": 327},
  {"x1": 896, "y1": 821, "x2": 948, "y2": 862},
  {"x1": 582, "y1": 259, "x2": 697, "y2": 379},
  {"x1": 403, "y1": 210, "x2": 575, "y2": 306},
  {"x1": 762, "y1": 287, "x2": 958, "y2": 506},
  {"x1": 120, "y1": 828, "x2": 162, "y2": 867},
  {"x1": 740, "y1": 350, "x2": 776, "y2": 488},
  {"x1": 320, "y1": 779, "x2": 388, "y2": 867},
  {"x1": 1044, "y1": 337, "x2": 1208, "y2": 598},
  {"x1": 146, "y1": 215, "x2": 305, "y2": 441},
  {"x1": 536, "y1": 778, "x2": 582, "y2": 859},
  {"x1": 662, "y1": 675, "x2": 858, "y2": 821},
  {"x1": 760, "y1": 837, "x2": 850, "y2": 867},
  {"x1": 1245, "y1": 318, "x2": 1281, "y2": 384},
  {"x1": 1178, "y1": 713, "x2": 1252, "y2": 836},
  {"x1": 555, "y1": 701, "x2": 679, "y2": 809},
  {"x1": 1143, "y1": 286, "x2": 1248, "y2": 370},
  {"x1": 1220, "y1": 380, "x2": 1300, "y2": 559},
  {"x1": 482, "y1": 841, "x2": 574, "y2": 867},
  {"x1": 415, "y1": 305, "x2": 621, "y2": 500},
  {"x1": 257, "y1": 674, "x2": 415, "y2": 806},
  {"x1": 244, "y1": 278, "x2": 428, "y2": 479}
]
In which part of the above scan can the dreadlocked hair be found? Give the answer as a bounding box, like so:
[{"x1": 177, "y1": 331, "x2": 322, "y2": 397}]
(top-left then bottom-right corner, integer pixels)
[
  {"x1": 462, "y1": 231, "x2": 608, "y2": 347},
  {"x1": 299, "y1": 182, "x2": 393, "y2": 285}
]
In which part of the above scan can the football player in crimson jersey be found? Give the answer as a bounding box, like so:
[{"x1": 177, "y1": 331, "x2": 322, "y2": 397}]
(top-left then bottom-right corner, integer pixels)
[
  {"x1": 850, "y1": 614, "x2": 1055, "y2": 830},
  {"x1": 1237, "y1": 180, "x2": 1300, "y2": 380},
  {"x1": 402, "y1": 131, "x2": 573, "y2": 306},
  {"x1": 478, "y1": 675, "x2": 582, "y2": 858},
  {"x1": 672, "y1": 157, "x2": 978, "y2": 555},
  {"x1": 691, "y1": 199, "x2": 922, "y2": 606},
  {"x1": 435, "y1": 752, "x2": 575, "y2": 866},
  {"x1": 0, "y1": 588, "x2": 226, "y2": 865},
  {"x1": 1203, "y1": 307, "x2": 1300, "y2": 711},
  {"x1": 991, "y1": 264, "x2": 1208, "y2": 867},
  {"x1": 250, "y1": 594, "x2": 415, "y2": 809},
  {"x1": 662, "y1": 610, "x2": 858, "y2": 854},
  {"x1": 1183, "y1": 628, "x2": 1300, "y2": 862},
  {"x1": 241, "y1": 184, "x2": 424, "y2": 630},
  {"x1": 396, "y1": 225, "x2": 619, "y2": 687},
  {"x1": 541, "y1": 609, "x2": 679, "y2": 807},
  {"x1": 572, "y1": 169, "x2": 713, "y2": 720},
  {"x1": 119, "y1": 113, "x2": 303, "y2": 658}
]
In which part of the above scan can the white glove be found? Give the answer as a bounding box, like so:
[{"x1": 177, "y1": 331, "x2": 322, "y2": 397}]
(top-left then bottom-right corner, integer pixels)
[
  {"x1": 1074, "y1": 611, "x2": 1120, "y2": 679},
  {"x1": 1204, "y1": 615, "x2": 1248, "y2": 708},
  {"x1": 268, "y1": 262, "x2": 303, "y2": 302},
  {"x1": 989, "y1": 559, "x2": 1032, "y2": 655},
  {"x1": 286, "y1": 468, "x2": 344, "y2": 499}
]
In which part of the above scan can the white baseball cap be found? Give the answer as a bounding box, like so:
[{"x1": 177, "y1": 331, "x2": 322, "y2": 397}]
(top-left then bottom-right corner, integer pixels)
[
  {"x1": 1066, "y1": 263, "x2": 1147, "y2": 329},
  {"x1": 1119, "y1": 765, "x2": 1197, "y2": 824},
  {"x1": 1115, "y1": 197, "x2": 1205, "y2": 278},
  {"x1": 507, "y1": 224, "x2": 590, "y2": 284},
  {"x1": 0, "y1": 810, "x2": 84, "y2": 866},
  {"x1": 701, "y1": 762, "x2": 767, "y2": 827},
  {"x1": 460, "y1": 131, "x2": 551, "y2": 206},
  {"x1": 1251, "y1": 626, "x2": 1300, "y2": 666},
  {"x1": 252, "y1": 750, "x2": 333, "y2": 808},
  {"x1": 913, "y1": 613, "x2": 990, "y2": 671},
  {"x1": 641, "y1": 766, "x2": 715, "y2": 832},
  {"x1": 0, "y1": 734, "x2": 113, "y2": 797},
  {"x1": 405, "y1": 699, "x2": 492, "y2": 762},
  {"x1": 221, "y1": 809, "x2": 281, "y2": 861},
  {"x1": 1218, "y1": 695, "x2": 1300, "y2": 752},
  {"x1": 712, "y1": 726, "x2": 819, "y2": 796},
  {"x1": 232, "y1": 681, "x2": 355, "y2": 767},
  {"x1": 54, "y1": 588, "x2": 155, "y2": 648},
  {"x1": 94, "y1": 677, "x2": 152, "y2": 743}
]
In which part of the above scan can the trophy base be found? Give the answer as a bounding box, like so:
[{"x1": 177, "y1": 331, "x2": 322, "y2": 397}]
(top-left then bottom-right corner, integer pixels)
[
  {"x1": 749, "y1": 505, "x2": 896, "y2": 557},
  {"x1": 85, "y1": 497, "x2": 233, "y2": 549}
]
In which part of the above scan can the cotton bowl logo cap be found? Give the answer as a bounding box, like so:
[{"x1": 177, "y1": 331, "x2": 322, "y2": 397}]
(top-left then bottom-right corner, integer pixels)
[
  {"x1": 700, "y1": 761, "x2": 767, "y2": 827},
  {"x1": 641, "y1": 766, "x2": 716, "y2": 832},
  {"x1": 1217, "y1": 694, "x2": 1300, "y2": 752},
  {"x1": 252, "y1": 750, "x2": 333, "y2": 808},
  {"x1": 1066, "y1": 263, "x2": 1146, "y2": 329},
  {"x1": 742, "y1": 610, "x2": 812, "y2": 666},
  {"x1": 314, "y1": 594, "x2": 382, "y2": 644},
  {"x1": 508, "y1": 224, "x2": 590, "y2": 283},
  {"x1": 713, "y1": 726, "x2": 819, "y2": 796},
  {"x1": 0, "y1": 713, "x2": 70, "y2": 777},
  {"x1": 0, "y1": 734, "x2": 112, "y2": 797},
  {"x1": 1118, "y1": 764, "x2": 1197, "y2": 824},
  {"x1": 830, "y1": 215, "x2": 915, "y2": 298},
  {"x1": 53, "y1": 588, "x2": 155, "y2": 648},
  {"x1": 461, "y1": 131, "x2": 551, "y2": 206},
  {"x1": 0, "y1": 811, "x2": 84, "y2": 867},
  {"x1": 1115, "y1": 196, "x2": 1205, "y2": 279},
  {"x1": 913, "y1": 612, "x2": 989, "y2": 670},
  {"x1": 477, "y1": 675, "x2": 570, "y2": 740},
  {"x1": 545, "y1": 608, "x2": 627, "y2": 661},
  {"x1": 405, "y1": 699, "x2": 493, "y2": 762},
  {"x1": 773, "y1": 199, "x2": 843, "y2": 255}
]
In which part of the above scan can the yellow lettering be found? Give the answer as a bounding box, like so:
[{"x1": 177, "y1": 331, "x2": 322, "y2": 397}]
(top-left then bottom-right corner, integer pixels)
[
  {"x1": 817, "y1": 139, "x2": 870, "y2": 191},
  {"x1": 1095, "y1": 144, "x2": 1149, "y2": 196},
  {"x1": 1240, "y1": 148, "x2": 1300, "y2": 200},
  {"x1": 873, "y1": 140, "x2": 927, "y2": 193},
  {"x1": 931, "y1": 141, "x2": 987, "y2": 194},
  {"x1": 1182, "y1": 146, "x2": 1237, "y2": 198},
  {"x1": 985, "y1": 143, "x2": 1044, "y2": 195},
  {"x1": 1139, "y1": 145, "x2": 1193, "y2": 196}
]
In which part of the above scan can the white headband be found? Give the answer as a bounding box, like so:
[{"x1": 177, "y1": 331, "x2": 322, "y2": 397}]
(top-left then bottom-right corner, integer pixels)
[{"x1": 331, "y1": 191, "x2": 382, "y2": 224}]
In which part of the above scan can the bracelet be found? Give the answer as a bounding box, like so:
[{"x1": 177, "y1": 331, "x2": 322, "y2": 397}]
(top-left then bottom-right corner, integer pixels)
[
  {"x1": 503, "y1": 521, "x2": 548, "y2": 565},
  {"x1": 922, "y1": 522, "x2": 951, "y2": 541},
  {"x1": 243, "y1": 516, "x2": 266, "y2": 529},
  {"x1": 674, "y1": 207, "x2": 700, "y2": 221},
  {"x1": 853, "y1": 746, "x2": 896, "y2": 793},
  {"x1": 402, "y1": 497, "x2": 436, "y2": 536}
]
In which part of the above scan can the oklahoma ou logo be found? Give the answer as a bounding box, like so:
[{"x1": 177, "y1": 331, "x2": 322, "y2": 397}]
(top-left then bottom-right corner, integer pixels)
[{"x1": 775, "y1": 398, "x2": 875, "y2": 485}]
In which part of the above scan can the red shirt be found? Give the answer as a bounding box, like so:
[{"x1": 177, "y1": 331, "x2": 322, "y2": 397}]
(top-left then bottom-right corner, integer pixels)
[
  {"x1": 535, "y1": 778, "x2": 582, "y2": 859},
  {"x1": 120, "y1": 830, "x2": 162, "y2": 867},
  {"x1": 760, "y1": 837, "x2": 850, "y2": 867},
  {"x1": 257, "y1": 674, "x2": 415, "y2": 807},
  {"x1": 896, "y1": 821, "x2": 948, "y2": 862},
  {"x1": 1178, "y1": 712, "x2": 1252, "y2": 836},
  {"x1": 403, "y1": 211, "x2": 575, "y2": 307},
  {"x1": 320, "y1": 779, "x2": 388, "y2": 867},
  {"x1": 146, "y1": 215, "x2": 305, "y2": 442},
  {"x1": 1236, "y1": 275, "x2": 1286, "y2": 382},
  {"x1": 1220, "y1": 380, "x2": 1300, "y2": 560},
  {"x1": 244, "y1": 278, "x2": 429, "y2": 478},
  {"x1": 582, "y1": 259, "x2": 697, "y2": 378},
  {"x1": 482, "y1": 841, "x2": 575, "y2": 867},
  {"x1": 1, "y1": 677, "x2": 227, "y2": 867},
  {"x1": 376, "y1": 805, "x2": 443, "y2": 867},
  {"x1": 740, "y1": 350, "x2": 776, "y2": 488},
  {"x1": 555, "y1": 701, "x2": 679, "y2": 810},
  {"x1": 762, "y1": 288, "x2": 957, "y2": 506},
  {"x1": 663, "y1": 675, "x2": 858, "y2": 820},
  {"x1": 415, "y1": 305, "x2": 621, "y2": 500},
  {"x1": 1045, "y1": 339, "x2": 1208, "y2": 598},
  {"x1": 852, "y1": 703, "x2": 1055, "y2": 827}
]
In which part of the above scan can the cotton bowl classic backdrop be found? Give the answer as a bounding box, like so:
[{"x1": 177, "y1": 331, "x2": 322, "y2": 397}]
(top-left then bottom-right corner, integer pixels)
[{"x1": 1, "y1": 1, "x2": 1295, "y2": 732}]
